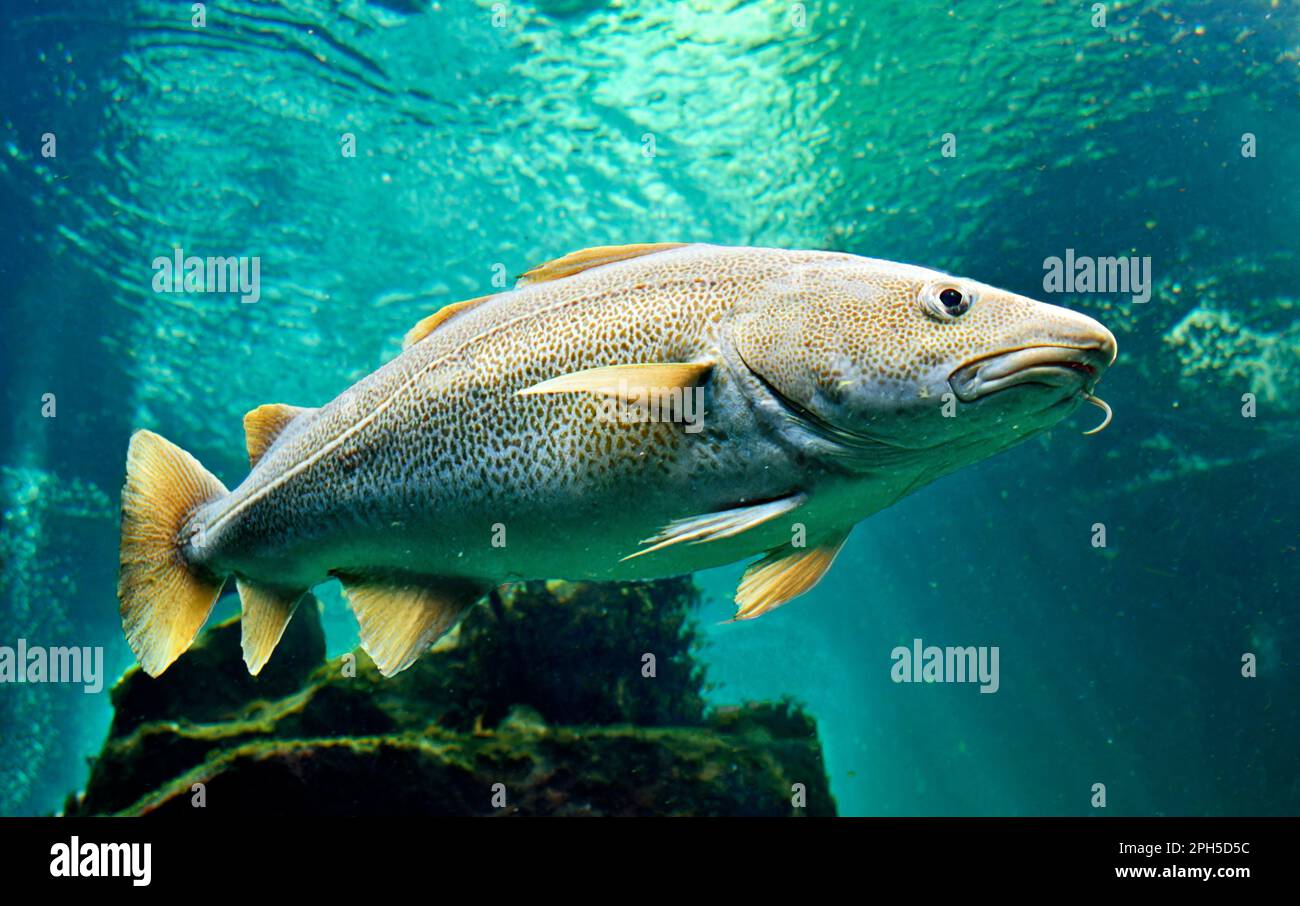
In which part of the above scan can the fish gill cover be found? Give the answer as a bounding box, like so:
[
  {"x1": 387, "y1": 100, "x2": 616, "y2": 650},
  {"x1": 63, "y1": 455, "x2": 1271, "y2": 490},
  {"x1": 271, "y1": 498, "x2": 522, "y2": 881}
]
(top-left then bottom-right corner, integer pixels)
[{"x1": 0, "y1": 0, "x2": 1297, "y2": 817}]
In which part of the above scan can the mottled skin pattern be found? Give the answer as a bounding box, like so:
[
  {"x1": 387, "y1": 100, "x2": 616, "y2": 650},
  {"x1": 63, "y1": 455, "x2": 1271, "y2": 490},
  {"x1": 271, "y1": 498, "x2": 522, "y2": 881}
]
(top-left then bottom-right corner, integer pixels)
[{"x1": 183, "y1": 244, "x2": 1115, "y2": 596}]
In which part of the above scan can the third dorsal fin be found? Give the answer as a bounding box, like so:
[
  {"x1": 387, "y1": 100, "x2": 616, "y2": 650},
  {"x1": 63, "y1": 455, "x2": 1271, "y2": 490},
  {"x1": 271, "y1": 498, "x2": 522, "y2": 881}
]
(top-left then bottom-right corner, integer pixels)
[
  {"x1": 516, "y1": 243, "x2": 687, "y2": 286},
  {"x1": 243, "y1": 403, "x2": 312, "y2": 467}
]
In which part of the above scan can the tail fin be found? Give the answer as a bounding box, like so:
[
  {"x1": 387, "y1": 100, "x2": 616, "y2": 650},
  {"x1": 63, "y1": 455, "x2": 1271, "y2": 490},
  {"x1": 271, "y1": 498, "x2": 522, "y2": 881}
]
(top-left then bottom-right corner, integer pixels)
[{"x1": 118, "y1": 430, "x2": 229, "y2": 677}]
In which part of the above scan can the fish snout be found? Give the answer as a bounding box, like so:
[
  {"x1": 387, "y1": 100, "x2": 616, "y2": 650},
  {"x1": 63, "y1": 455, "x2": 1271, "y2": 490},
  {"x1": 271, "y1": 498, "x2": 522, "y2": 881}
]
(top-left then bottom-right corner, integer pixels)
[
  {"x1": 1086, "y1": 315, "x2": 1118, "y2": 368},
  {"x1": 1067, "y1": 310, "x2": 1117, "y2": 377},
  {"x1": 949, "y1": 319, "x2": 1116, "y2": 403}
]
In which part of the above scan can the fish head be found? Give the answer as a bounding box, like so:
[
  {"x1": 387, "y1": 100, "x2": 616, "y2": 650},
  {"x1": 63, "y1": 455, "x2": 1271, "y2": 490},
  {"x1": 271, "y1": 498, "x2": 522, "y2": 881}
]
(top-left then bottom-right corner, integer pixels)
[{"x1": 725, "y1": 255, "x2": 1117, "y2": 467}]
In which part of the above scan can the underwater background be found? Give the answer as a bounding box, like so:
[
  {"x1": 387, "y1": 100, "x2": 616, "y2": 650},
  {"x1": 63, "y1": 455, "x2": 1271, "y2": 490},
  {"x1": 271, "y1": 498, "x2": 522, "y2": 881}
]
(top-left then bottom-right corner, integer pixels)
[{"x1": 1, "y1": 0, "x2": 1297, "y2": 816}]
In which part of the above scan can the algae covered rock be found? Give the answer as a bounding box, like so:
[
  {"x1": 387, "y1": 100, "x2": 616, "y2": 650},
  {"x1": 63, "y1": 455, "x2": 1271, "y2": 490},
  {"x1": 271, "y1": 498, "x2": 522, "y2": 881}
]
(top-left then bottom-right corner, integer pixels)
[
  {"x1": 107, "y1": 594, "x2": 327, "y2": 737},
  {"x1": 1164, "y1": 305, "x2": 1300, "y2": 407},
  {"x1": 67, "y1": 579, "x2": 835, "y2": 817}
]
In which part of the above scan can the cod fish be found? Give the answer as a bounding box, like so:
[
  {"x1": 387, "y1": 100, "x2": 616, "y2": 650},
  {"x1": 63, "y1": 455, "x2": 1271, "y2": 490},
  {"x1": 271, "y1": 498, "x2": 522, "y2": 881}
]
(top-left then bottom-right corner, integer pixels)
[{"x1": 119, "y1": 243, "x2": 1117, "y2": 678}]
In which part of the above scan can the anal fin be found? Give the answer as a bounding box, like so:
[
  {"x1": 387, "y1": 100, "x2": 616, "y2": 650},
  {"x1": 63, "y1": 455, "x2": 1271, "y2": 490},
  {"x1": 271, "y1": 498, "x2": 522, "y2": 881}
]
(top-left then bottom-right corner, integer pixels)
[
  {"x1": 623, "y1": 493, "x2": 806, "y2": 562},
  {"x1": 336, "y1": 574, "x2": 490, "y2": 676},
  {"x1": 733, "y1": 529, "x2": 851, "y2": 621},
  {"x1": 236, "y1": 579, "x2": 308, "y2": 675}
]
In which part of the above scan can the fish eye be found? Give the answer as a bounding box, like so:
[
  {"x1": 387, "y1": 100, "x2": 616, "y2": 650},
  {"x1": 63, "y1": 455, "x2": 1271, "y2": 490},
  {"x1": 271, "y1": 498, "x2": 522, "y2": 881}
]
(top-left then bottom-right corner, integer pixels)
[{"x1": 921, "y1": 281, "x2": 976, "y2": 320}]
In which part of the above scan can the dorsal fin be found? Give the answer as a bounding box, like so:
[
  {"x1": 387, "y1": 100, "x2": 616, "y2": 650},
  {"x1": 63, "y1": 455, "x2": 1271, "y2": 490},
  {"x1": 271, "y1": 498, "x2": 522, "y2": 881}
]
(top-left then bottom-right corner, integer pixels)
[
  {"x1": 243, "y1": 403, "x2": 310, "y2": 467},
  {"x1": 516, "y1": 243, "x2": 687, "y2": 286},
  {"x1": 401, "y1": 245, "x2": 686, "y2": 350},
  {"x1": 402, "y1": 294, "x2": 494, "y2": 350}
]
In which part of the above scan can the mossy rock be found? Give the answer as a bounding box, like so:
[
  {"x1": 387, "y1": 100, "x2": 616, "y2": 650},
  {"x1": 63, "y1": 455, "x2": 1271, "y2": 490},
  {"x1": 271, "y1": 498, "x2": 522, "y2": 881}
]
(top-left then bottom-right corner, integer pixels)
[
  {"x1": 107, "y1": 594, "x2": 327, "y2": 737},
  {"x1": 67, "y1": 579, "x2": 835, "y2": 817}
]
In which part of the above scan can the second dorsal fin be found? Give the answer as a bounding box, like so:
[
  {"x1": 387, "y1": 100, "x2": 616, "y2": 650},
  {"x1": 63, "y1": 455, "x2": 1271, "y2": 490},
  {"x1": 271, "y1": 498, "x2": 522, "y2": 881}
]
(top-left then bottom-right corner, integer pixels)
[
  {"x1": 402, "y1": 293, "x2": 494, "y2": 350},
  {"x1": 516, "y1": 242, "x2": 687, "y2": 286},
  {"x1": 243, "y1": 403, "x2": 311, "y2": 467}
]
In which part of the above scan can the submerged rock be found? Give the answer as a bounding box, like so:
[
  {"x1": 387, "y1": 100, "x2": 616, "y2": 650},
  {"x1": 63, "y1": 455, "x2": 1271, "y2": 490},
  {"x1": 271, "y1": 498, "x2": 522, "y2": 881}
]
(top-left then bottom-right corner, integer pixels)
[
  {"x1": 107, "y1": 593, "x2": 327, "y2": 738},
  {"x1": 67, "y1": 580, "x2": 835, "y2": 816}
]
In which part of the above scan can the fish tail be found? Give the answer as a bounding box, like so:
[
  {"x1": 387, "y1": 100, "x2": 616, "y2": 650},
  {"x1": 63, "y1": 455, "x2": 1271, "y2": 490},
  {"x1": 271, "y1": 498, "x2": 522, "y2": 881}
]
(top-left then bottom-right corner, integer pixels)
[{"x1": 118, "y1": 430, "x2": 229, "y2": 677}]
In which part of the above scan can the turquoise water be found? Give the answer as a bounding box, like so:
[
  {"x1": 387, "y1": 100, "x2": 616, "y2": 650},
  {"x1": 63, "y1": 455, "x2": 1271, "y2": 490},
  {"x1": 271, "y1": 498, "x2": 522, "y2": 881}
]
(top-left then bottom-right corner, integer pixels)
[{"x1": 1, "y1": 0, "x2": 1297, "y2": 816}]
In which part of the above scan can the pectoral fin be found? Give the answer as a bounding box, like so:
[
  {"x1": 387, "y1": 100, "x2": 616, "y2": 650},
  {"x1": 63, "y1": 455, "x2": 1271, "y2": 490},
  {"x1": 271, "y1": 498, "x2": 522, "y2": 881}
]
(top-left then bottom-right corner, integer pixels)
[
  {"x1": 236, "y1": 580, "x2": 308, "y2": 675},
  {"x1": 517, "y1": 362, "x2": 713, "y2": 399},
  {"x1": 622, "y1": 493, "x2": 807, "y2": 562},
  {"x1": 336, "y1": 574, "x2": 490, "y2": 676},
  {"x1": 733, "y1": 529, "x2": 851, "y2": 621}
]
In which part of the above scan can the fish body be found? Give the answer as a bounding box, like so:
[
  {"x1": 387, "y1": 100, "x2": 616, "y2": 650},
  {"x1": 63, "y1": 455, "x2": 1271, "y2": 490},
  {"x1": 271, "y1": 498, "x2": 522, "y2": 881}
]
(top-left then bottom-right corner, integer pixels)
[{"x1": 118, "y1": 243, "x2": 1116, "y2": 677}]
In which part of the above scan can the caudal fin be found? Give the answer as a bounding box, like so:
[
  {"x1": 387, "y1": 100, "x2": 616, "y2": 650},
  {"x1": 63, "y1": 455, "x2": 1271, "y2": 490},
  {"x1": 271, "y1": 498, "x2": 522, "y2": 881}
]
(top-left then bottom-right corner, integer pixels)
[{"x1": 118, "y1": 430, "x2": 229, "y2": 677}]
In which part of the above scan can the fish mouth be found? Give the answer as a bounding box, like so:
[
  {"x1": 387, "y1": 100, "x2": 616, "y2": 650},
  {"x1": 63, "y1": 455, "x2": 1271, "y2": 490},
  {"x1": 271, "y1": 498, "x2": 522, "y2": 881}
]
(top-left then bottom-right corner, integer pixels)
[{"x1": 948, "y1": 344, "x2": 1112, "y2": 403}]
